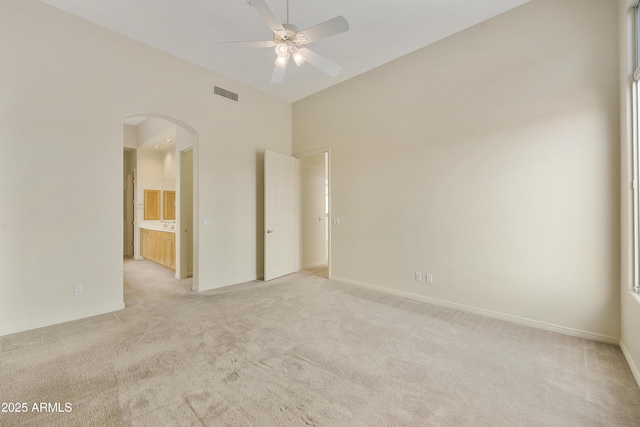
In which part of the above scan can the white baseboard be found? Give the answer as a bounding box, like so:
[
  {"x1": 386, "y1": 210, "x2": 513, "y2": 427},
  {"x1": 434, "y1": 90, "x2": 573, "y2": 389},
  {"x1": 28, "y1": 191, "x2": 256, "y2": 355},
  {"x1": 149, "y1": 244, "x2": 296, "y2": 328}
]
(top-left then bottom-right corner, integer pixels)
[
  {"x1": 0, "y1": 303, "x2": 125, "y2": 337},
  {"x1": 331, "y1": 276, "x2": 620, "y2": 345},
  {"x1": 301, "y1": 262, "x2": 328, "y2": 270},
  {"x1": 620, "y1": 340, "x2": 640, "y2": 389}
]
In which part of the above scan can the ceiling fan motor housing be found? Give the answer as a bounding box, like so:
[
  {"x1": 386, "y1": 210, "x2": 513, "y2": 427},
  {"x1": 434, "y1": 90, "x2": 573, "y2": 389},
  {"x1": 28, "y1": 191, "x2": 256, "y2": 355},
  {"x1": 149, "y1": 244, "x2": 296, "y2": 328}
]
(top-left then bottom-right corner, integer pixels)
[{"x1": 273, "y1": 23, "x2": 308, "y2": 49}]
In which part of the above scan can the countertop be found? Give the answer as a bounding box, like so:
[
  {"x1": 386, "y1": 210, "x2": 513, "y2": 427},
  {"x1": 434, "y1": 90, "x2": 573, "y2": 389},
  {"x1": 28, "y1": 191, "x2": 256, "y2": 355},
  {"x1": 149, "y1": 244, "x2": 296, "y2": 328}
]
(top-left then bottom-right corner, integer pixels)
[{"x1": 139, "y1": 222, "x2": 176, "y2": 233}]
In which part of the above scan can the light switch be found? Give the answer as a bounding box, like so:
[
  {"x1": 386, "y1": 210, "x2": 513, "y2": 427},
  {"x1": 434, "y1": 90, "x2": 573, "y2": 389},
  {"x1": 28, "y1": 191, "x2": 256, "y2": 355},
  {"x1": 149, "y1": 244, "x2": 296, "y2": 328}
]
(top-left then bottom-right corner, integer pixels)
[
  {"x1": 204, "y1": 219, "x2": 212, "y2": 227},
  {"x1": 333, "y1": 218, "x2": 340, "y2": 225}
]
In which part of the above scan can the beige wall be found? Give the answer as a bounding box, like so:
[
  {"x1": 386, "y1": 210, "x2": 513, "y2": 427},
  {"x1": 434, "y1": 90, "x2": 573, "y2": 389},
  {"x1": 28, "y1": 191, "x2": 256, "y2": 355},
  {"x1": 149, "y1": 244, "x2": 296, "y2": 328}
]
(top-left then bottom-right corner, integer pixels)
[
  {"x1": 123, "y1": 124, "x2": 137, "y2": 149},
  {"x1": 162, "y1": 148, "x2": 176, "y2": 191},
  {"x1": 619, "y1": 0, "x2": 640, "y2": 386},
  {"x1": 294, "y1": 0, "x2": 620, "y2": 340},
  {"x1": 137, "y1": 149, "x2": 164, "y2": 206},
  {"x1": 0, "y1": 0, "x2": 291, "y2": 335}
]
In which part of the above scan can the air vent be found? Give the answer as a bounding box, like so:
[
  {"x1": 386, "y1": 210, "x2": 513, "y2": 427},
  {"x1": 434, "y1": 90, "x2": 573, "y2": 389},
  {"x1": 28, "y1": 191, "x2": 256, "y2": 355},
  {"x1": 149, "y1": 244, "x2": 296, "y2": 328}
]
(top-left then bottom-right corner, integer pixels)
[{"x1": 213, "y1": 85, "x2": 238, "y2": 102}]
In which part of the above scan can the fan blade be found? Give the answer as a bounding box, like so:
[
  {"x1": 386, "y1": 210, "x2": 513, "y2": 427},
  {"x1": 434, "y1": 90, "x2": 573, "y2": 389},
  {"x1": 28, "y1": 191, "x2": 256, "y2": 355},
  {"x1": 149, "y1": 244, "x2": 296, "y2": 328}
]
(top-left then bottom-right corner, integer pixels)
[
  {"x1": 271, "y1": 55, "x2": 289, "y2": 83},
  {"x1": 298, "y1": 48, "x2": 341, "y2": 77},
  {"x1": 249, "y1": 0, "x2": 285, "y2": 36},
  {"x1": 219, "y1": 40, "x2": 275, "y2": 48},
  {"x1": 299, "y1": 16, "x2": 349, "y2": 43}
]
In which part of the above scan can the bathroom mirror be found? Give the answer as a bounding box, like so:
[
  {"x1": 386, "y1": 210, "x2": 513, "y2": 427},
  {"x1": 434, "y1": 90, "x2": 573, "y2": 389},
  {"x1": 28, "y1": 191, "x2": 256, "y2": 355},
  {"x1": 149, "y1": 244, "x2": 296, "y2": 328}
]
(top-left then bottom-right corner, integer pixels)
[
  {"x1": 163, "y1": 191, "x2": 176, "y2": 220},
  {"x1": 144, "y1": 189, "x2": 161, "y2": 220}
]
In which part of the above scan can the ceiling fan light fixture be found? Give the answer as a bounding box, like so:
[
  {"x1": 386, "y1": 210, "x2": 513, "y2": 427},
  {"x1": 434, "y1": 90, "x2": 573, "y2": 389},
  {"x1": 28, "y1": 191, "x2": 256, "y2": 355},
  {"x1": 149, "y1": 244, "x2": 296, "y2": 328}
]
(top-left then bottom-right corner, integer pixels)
[
  {"x1": 274, "y1": 43, "x2": 289, "y2": 57},
  {"x1": 275, "y1": 54, "x2": 289, "y2": 69},
  {"x1": 292, "y1": 49, "x2": 306, "y2": 66}
]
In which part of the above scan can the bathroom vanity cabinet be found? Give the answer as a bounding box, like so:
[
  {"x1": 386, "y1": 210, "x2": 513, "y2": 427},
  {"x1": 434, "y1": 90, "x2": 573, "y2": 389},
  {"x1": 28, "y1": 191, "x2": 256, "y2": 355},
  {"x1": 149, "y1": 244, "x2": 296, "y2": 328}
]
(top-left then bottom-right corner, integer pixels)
[{"x1": 140, "y1": 228, "x2": 175, "y2": 270}]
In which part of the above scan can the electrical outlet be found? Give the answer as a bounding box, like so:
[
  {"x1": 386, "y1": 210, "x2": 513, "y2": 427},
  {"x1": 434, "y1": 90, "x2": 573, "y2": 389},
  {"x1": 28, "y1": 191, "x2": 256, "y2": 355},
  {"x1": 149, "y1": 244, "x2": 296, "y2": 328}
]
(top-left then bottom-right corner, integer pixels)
[
  {"x1": 74, "y1": 285, "x2": 83, "y2": 296},
  {"x1": 415, "y1": 272, "x2": 422, "y2": 281},
  {"x1": 235, "y1": 260, "x2": 240, "y2": 269},
  {"x1": 426, "y1": 274, "x2": 433, "y2": 284}
]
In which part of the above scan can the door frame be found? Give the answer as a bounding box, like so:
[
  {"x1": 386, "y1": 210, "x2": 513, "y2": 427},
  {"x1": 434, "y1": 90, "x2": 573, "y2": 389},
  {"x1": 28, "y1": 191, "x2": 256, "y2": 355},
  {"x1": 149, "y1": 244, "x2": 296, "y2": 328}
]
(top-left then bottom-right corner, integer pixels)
[
  {"x1": 125, "y1": 171, "x2": 135, "y2": 256},
  {"x1": 123, "y1": 113, "x2": 199, "y2": 291},
  {"x1": 178, "y1": 148, "x2": 194, "y2": 280},
  {"x1": 296, "y1": 147, "x2": 332, "y2": 278}
]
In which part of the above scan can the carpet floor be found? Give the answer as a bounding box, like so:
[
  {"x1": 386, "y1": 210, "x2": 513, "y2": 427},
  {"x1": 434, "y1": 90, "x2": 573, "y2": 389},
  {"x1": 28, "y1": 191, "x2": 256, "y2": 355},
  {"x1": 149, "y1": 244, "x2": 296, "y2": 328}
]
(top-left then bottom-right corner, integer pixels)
[{"x1": 1, "y1": 258, "x2": 639, "y2": 426}]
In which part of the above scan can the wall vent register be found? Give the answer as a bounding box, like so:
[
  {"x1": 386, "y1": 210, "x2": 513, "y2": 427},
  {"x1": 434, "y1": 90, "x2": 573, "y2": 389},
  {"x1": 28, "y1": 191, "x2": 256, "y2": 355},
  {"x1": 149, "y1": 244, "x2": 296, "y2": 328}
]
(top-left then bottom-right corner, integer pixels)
[{"x1": 213, "y1": 85, "x2": 239, "y2": 102}]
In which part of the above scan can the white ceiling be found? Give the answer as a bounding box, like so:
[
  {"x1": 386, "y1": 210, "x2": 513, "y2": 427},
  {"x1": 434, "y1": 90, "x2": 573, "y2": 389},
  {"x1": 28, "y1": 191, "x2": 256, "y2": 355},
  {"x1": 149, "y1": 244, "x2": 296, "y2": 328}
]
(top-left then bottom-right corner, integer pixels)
[{"x1": 40, "y1": 0, "x2": 532, "y2": 102}]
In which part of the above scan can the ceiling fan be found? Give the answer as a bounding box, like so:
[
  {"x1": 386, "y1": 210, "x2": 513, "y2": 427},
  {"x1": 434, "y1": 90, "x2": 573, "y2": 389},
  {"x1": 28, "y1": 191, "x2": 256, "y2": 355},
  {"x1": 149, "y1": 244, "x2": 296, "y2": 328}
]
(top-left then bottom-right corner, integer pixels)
[{"x1": 221, "y1": 0, "x2": 349, "y2": 83}]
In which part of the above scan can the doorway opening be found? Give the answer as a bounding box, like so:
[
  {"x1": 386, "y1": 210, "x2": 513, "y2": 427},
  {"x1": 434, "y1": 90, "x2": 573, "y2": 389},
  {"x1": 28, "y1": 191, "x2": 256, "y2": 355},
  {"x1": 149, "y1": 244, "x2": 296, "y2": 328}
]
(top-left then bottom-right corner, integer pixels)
[
  {"x1": 123, "y1": 113, "x2": 199, "y2": 293},
  {"x1": 298, "y1": 149, "x2": 331, "y2": 279}
]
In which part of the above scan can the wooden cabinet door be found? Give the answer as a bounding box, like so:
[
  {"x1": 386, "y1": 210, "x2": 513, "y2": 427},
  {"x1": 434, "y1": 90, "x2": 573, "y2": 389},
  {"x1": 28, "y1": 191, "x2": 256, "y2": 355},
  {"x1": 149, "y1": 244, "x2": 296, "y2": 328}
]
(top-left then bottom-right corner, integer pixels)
[
  {"x1": 144, "y1": 190, "x2": 161, "y2": 220},
  {"x1": 140, "y1": 229, "x2": 175, "y2": 270},
  {"x1": 167, "y1": 234, "x2": 176, "y2": 270},
  {"x1": 163, "y1": 191, "x2": 176, "y2": 220},
  {"x1": 148, "y1": 233, "x2": 156, "y2": 261},
  {"x1": 140, "y1": 229, "x2": 149, "y2": 258},
  {"x1": 161, "y1": 236, "x2": 173, "y2": 268},
  {"x1": 169, "y1": 236, "x2": 176, "y2": 269},
  {"x1": 147, "y1": 232, "x2": 156, "y2": 261},
  {"x1": 140, "y1": 230, "x2": 145, "y2": 257},
  {"x1": 151, "y1": 232, "x2": 160, "y2": 262}
]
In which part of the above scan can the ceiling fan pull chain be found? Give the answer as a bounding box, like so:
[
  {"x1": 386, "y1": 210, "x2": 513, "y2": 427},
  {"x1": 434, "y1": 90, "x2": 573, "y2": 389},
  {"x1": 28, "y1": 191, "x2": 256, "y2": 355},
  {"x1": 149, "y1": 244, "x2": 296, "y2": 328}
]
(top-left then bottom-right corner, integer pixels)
[{"x1": 286, "y1": 0, "x2": 289, "y2": 24}]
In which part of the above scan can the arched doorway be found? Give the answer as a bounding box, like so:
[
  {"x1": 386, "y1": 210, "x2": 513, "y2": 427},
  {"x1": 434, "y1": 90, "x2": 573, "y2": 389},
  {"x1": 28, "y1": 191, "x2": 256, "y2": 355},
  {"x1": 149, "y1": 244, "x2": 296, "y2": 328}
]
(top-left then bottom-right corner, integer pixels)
[{"x1": 123, "y1": 113, "x2": 199, "y2": 291}]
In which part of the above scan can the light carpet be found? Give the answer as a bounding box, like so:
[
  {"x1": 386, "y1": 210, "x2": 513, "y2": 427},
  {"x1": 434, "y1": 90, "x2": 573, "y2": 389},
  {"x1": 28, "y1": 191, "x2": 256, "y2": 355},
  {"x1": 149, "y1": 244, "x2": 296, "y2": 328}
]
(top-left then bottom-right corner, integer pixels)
[{"x1": 1, "y1": 258, "x2": 639, "y2": 426}]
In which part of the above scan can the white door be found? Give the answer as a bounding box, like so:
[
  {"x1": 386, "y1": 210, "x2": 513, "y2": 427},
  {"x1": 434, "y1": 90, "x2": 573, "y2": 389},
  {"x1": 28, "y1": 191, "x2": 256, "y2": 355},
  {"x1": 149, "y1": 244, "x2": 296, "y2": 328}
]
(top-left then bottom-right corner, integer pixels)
[{"x1": 264, "y1": 149, "x2": 298, "y2": 281}]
